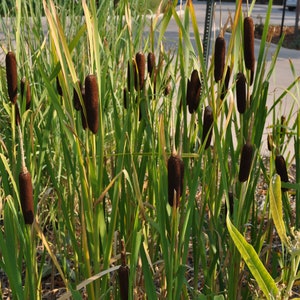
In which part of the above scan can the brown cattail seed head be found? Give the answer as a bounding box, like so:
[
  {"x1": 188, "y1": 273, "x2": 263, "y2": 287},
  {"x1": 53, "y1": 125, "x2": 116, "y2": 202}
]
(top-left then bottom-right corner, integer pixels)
[
  {"x1": 118, "y1": 263, "x2": 129, "y2": 300},
  {"x1": 6, "y1": 51, "x2": 18, "y2": 104},
  {"x1": 214, "y1": 36, "x2": 226, "y2": 82},
  {"x1": 238, "y1": 142, "x2": 253, "y2": 182},
  {"x1": 118, "y1": 239, "x2": 129, "y2": 300},
  {"x1": 135, "y1": 52, "x2": 146, "y2": 91},
  {"x1": 202, "y1": 105, "x2": 213, "y2": 149},
  {"x1": 147, "y1": 52, "x2": 156, "y2": 77},
  {"x1": 168, "y1": 154, "x2": 184, "y2": 207},
  {"x1": 236, "y1": 72, "x2": 246, "y2": 114},
  {"x1": 73, "y1": 80, "x2": 82, "y2": 111},
  {"x1": 19, "y1": 170, "x2": 34, "y2": 224},
  {"x1": 244, "y1": 17, "x2": 255, "y2": 85},
  {"x1": 56, "y1": 76, "x2": 63, "y2": 96},
  {"x1": 267, "y1": 134, "x2": 274, "y2": 151},
  {"x1": 84, "y1": 75, "x2": 99, "y2": 134},
  {"x1": 123, "y1": 88, "x2": 129, "y2": 109},
  {"x1": 186, "y1": 69, "x2": 201, "y2": 113},
  {"x1": 275, "y1": 155, "x2": 289, "y2": 191},
  {"x1": 221, "y1": 66, "x2": 231, "y2": 100},
  {"x1": 21, "y1": 77, "x2": 31, "y2": 110}
]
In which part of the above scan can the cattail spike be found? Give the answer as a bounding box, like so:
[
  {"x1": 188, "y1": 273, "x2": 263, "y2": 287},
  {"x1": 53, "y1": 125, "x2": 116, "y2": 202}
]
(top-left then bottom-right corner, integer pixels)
[
  {"x1": 220, "y1": 66, "x2": 231, "y2": 100},
  {"x1": 73, "y1": 80, "x2": 82, "y2": 111},
  {"x1": 21, "y1": 77, "x2": 31, "y2": 110},
  {"x1": 244, "y1": 16, "x2": 255, "y2": 85},
  {"x1": 167, "y1": 154, "x2": 184, "y2": 207},
  {"x1": 202, "y1": 105, "x2": 213, "y2": 149},
  {"x1": 118, "y1": 240, "x2": 129, "y2": 300},
  {"x1": 239, "y1": 142, "x2": 254, "y2": 182},
  {"x1": 147, "y1": 52, "x2": 156, "y2": 77},
  {"x1": 19, "y1": 170, "x2": 34, "y2": 224},
  {"x1": 84, "y1": 74, "x2": 99, "y2": 134},
  {"x1": 56, "y1": 76, "x2": 63, "y2": 96},
  {"x1": 186, "y1": 69, "x2": 201, "y2": 113},
  {"x1": 275, "y1": 155, "x2": 289, "y2": 191},
  {"x1": 135, "y1": 52, "x2": 146, "y2": 91},
  {"x1": 236, "y1": 72, "x2": 246, "y2": 114},
  {"x1": 6, "y1": 51, "x2": 18, "y2": 104},
  {"x1": 267, "y1": 134, "x2": 274, "y2": 151},
  {"x1": 214, "y1": 36, "x2": 226, "y2": 82}
]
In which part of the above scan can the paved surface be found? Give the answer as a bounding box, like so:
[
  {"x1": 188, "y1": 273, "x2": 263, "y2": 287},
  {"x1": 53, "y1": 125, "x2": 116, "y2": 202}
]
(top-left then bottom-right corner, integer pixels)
[{"x1": 167, "y1": 1, "x2": 300, "y2": 157}]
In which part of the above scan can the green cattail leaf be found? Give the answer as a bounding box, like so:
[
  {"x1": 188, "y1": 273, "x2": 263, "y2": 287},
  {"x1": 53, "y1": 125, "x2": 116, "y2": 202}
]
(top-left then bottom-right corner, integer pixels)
[
  {"x1": 226, "y1": 215, "x2": 279, "y2": 299},
  {"x1": 269, "y1": 174, "x2": 290, "y2": 248},
  {"x1": 140, "y1": 244, "x2": 157, "y2": 299},
  {"x1": 0, "y1": 203, "x2": 24, "y2": 299}
]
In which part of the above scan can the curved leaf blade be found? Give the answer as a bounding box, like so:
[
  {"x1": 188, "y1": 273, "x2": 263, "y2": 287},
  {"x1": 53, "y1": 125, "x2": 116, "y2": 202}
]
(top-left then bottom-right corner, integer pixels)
[
  {"x1": 269, "y1": 174, "x2": 290, "y2": 248},
  {"x1": 226, "y1": 215, "x2": 279, "y2": 299}
]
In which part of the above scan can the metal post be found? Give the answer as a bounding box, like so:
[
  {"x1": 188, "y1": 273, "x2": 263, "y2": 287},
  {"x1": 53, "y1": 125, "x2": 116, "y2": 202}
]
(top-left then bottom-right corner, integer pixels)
[
  {"x1": 203, "y1": 0, "x2": 215, "y2": 67},
  {"x1": 280, "y1": 0, "x2": 287, "y2": 37}
]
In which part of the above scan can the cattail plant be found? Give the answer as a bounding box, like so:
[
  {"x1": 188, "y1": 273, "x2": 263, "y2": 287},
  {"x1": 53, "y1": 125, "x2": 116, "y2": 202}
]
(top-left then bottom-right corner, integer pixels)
[
  {"x1": 118, "y1": 240, "x2": 129, "y2": 300},
  {"x1": 19, "y1": 169, "x2": 34, "y2": 225},
  {"x1": 84, "y1": 74, "x2": 99, "y2": 134},
  {"x1": 135, "y1": 52, "x2": 146, "y2": 91},
  {"x1": 6, "y1": 51, "x2": 18, "y2": 104},
  {"x1": 267, "y1": 133, "x2": 274, "y2": 152},
  {"x1": 202, "y1": 105, "x2": 213, "y2": 149},
  {"x1": 214, "y1": 36, "x2": 226, "y2": 82},
  {"x1": 186, "y1": 69, "x2": 201, "y2": 113},
  {"x1": 147, "y1": 52, "x2": 155, "y2": 77},
  {"x1": 236, "y1": 72, "x2": 246, "y2": 114},
  {"x1": 243, "y1": 16, "x2": 255, "y2": 85},
  {"x1": 17, "y1": 117, "x2": 34, "y2": 224},
  {"x1": 123, "y1": 88, "x2": 129, "y2": 109},
  {"x1": 21, "y1": 77, "x2": 31, "y2": 110},
  {"x1": 221, "y1": 66, "x2": 231, "y2": 100},
  {"x1": 275, "y1": 154, "x2": 289, "y2": 191},
  {"x1": 147, "y1": 52, "x2": 156, "y2": 95},
  {"x1": 167, "y1": 154, "x2": 184, "y2": 207},
  {"x1": 73, "y1": 80, "x2": 82, "y2": 111},
  {"x1": 81, "y1": 109, "x2": 88, "y2": 130},
  {"x1": 56, "y1": 76, "x2": 63, "y2": 96},
  {"x1": 238, "y1": 142, "x2": 254, "y2": 182}
]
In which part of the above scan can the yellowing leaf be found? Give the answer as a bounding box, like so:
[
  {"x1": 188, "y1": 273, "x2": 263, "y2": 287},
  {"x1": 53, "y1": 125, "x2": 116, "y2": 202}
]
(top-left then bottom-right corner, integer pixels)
[{"x1": 269, "y1": 174, "x2": 290, "y2": 248}]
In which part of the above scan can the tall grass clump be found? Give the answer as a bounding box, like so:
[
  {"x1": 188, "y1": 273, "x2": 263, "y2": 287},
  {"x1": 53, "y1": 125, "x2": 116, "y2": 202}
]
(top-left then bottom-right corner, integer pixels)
[{"x1": 0, "y1": 0, "x2": 299, "y2": 299}]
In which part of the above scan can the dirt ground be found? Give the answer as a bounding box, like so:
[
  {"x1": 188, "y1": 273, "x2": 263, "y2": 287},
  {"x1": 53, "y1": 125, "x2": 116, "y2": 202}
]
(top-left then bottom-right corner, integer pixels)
[{"x1": 255, "y1": 24, "x2": 300, "y2": 50}]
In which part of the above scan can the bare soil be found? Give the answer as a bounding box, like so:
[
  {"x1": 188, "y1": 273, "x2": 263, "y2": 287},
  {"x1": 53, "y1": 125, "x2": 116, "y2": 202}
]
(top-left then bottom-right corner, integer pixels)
[{"x1": 255, "y1": 24, "x2": 300, "y2": 50}]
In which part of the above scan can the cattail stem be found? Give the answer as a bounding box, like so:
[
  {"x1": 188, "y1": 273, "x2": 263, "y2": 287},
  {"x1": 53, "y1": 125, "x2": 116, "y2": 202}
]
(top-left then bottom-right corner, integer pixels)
[{"x1": 17, "y1": 123, "x2": 27, "y2": 173}]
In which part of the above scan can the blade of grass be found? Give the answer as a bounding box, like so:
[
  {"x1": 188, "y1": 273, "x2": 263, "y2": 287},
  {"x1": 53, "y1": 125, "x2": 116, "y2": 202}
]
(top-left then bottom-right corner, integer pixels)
[
  {"x1": 269, "y1": 174, "x2": 290, "y2": 248},
  {"x1": 226, "y1": 214, "x2": 279, "y2": 299}
]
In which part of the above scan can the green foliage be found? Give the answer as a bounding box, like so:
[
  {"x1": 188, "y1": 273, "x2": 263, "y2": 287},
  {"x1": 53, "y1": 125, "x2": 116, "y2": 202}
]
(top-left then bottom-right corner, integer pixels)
[{"x1": 0, "y1": 0, "x2": 299, "y2": 299}]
